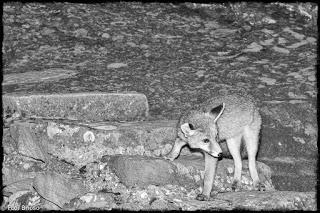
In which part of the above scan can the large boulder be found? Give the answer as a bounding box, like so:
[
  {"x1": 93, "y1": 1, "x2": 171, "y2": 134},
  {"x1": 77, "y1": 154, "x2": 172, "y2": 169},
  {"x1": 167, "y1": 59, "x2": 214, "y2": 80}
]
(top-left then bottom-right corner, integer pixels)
[{"x1": 107, "y1": 155, "x2": 179, "y2": 187}]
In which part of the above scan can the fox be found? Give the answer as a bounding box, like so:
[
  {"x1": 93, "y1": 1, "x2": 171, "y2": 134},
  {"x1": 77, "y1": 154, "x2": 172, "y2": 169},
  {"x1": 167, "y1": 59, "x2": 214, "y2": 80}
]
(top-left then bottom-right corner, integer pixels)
[{"x1": 164, "y1": 92, "x2": 265, "y2": 201}]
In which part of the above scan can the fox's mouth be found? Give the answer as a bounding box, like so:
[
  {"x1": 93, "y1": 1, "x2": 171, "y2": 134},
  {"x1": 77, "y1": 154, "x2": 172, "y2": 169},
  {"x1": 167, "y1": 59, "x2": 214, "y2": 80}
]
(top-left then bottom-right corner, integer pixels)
[{"x1": 209, "y1": 152, "x2": 223, "y2": 160}]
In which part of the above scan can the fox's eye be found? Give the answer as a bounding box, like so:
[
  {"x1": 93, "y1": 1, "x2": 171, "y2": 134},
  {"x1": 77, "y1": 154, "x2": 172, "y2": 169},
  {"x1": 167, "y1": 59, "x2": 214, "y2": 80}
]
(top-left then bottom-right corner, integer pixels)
[{"x1": 203, "y1": 139, "x2": 210, "y2": 143}]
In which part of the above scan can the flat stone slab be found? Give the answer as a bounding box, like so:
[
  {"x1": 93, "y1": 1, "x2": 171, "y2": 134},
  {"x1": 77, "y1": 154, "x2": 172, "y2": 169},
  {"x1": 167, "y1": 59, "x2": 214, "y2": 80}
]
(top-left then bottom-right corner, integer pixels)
[
  {"x1": 2, "y1": 68, "x2": 77, "y2": 86},
  {"x1": 7, "y1": 119, "x2": 177, "y2": 166},
  {"x1": 3, "y1": 92, "x2": 149, "y2": 122}
]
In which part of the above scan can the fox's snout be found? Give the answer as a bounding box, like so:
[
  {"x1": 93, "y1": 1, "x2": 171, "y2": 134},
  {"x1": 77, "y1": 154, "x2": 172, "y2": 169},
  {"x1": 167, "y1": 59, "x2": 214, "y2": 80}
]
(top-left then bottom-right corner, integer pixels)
[
  {"x1": 210, "y1": 152, "x2": 223, "y2": 159},
  {"x1": 187, "y1": 138, "x2": 223, "y2": 158},
  {"x1": 208, "y1": 146, "x2": 223, "y2": 159}
]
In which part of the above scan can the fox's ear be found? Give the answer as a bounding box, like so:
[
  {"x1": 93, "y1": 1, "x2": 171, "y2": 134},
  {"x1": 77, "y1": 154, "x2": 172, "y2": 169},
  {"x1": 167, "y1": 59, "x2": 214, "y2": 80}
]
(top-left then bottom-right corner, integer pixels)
[
  {"x1": 181, "y1": 123, "x2": 196, "y2": 137},
  {"x1": 210, "y1": 103, "x2": 225, "y2": 123}
]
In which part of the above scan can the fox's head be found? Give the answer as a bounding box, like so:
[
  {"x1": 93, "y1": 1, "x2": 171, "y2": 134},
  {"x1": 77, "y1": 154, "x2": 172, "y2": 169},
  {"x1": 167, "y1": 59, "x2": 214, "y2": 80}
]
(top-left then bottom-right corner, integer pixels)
[{"x1": 180, "y1": 103, "x2": 225, "y2": 158}]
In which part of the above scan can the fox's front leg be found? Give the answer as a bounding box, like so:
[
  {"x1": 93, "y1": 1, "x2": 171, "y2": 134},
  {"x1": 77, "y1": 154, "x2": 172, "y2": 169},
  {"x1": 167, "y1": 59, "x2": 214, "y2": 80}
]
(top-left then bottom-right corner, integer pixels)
[
  {"x1": 196, "y1": 152, "x2": 218, "y2": 201},
  {"x1": 163, "y1": 138, "x2": 186, "y2": 161}
]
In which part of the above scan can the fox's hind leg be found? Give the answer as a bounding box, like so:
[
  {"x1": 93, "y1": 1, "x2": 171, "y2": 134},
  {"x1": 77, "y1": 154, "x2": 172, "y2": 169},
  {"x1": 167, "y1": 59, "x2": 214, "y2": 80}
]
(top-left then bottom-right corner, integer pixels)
[
  {"x1": 164, "y1": 138, "x2": 186, "y2": 161},
  {"x1": 243, "y1": 125, "x2": 265, "y2": 191},
  {"x1": 226, "y1": 134, "x2": 243, "y2": 191}
]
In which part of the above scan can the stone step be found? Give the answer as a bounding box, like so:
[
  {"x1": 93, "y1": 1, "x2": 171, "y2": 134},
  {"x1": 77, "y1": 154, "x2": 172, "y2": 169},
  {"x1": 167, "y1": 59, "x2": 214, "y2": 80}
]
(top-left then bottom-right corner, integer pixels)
[
  {"x1": 3, "y1": 92, "x2": 149, "y2": 122},
  {"x1": 5, "y1": 119, "x2": 178, "y2": 166}
]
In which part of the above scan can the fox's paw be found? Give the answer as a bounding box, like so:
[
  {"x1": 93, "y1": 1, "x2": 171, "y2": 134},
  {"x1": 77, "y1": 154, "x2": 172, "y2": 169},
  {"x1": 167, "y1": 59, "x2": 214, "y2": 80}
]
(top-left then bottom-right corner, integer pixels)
[
  {"x1": 210, "y1": 190, "x2": 219, "y2": 197},
  {"x1": 196, "y1": 194, "x2": 209, "y2": 201},
  {"x1": 231, "y1": 180, "x2": 240, "y2": 191},
  {"x1": 255, "y1": 182, "x2": 266, "y2": 191}
]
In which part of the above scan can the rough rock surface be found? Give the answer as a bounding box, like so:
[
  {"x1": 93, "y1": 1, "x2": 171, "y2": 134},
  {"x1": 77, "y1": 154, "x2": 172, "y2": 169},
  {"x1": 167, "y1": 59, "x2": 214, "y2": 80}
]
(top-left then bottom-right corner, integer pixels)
[
  {"x1": 215, "y1": 191, "x2": 316, "y2": 211},
  {"x1": 107, "y1": 155, "x2": 179, "y2": 187},
  {"x1": 9, "y1": 122, "x2": 49, "y2": 162},
  {"x1": 3, "y1": 92, "x2": 149, "y2": 122},
  {"x1": 259, "y1": 101, "x2": 317, "y2": 159},
  {"x1": 4, "y1": 117, "x2": 317, "y2": 192},
  {"x1": 6, "y1": 120, "x2": 177, "y2": 166},
  {"x1": 260, "y1": 157, "x2": 317, "y2": 192},
  {"x1": 105, "y1": 155, "x2": 274, "y2": 192},
  {"x1": 2, "y1": 149, "x2": 316, "y2": 211},
  {"x1": 2, "y1": 167, "x2": 37, "y2": 195},
  {"x1": 2, "y1": 68, "x2": 77, "y2": 86},
  {"x1": 33, "y1": 172, "x2": 88, "y2": 208}
]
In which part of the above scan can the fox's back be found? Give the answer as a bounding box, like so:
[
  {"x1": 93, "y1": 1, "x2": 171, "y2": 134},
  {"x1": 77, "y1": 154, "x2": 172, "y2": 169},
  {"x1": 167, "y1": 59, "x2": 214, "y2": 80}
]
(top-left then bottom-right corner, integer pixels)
[{"x1": 179, "y1": 92, "x2": 260, "y2": 140}]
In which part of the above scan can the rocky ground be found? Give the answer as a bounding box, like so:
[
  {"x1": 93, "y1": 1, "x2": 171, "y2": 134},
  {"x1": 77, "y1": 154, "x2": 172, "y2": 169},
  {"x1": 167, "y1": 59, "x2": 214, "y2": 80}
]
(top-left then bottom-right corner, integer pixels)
[{"x1": 2, "y1": 2, "x2": 318, "y2": 211}]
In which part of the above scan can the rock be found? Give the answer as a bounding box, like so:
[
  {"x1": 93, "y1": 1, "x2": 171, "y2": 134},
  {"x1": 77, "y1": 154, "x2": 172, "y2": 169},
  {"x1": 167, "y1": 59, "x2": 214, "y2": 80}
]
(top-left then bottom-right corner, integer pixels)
[
  {"x1": 286, "y1": 40, "x2": 309, "y2": 49},
  {"x1": 149, "y1": 198, "x2": 180, "y2": 210},
  {"x1": 283, "y1": 27, "x2": 305, "y2": 40},
  {"x1": 257, "y1": 100, "x2": 317, "y2": 191},
  {"x1": 3, "y1": 167, "x2": 38, "y2": 186},
  {"x1": 216, "y1": 191, "x2": 316, "y2": 211},
  {"x1": 243, "y1": 42, "x2": 263, "y2": 53},
  {"x1": 259, "y1": 77, "x2": 277, "y2": 85},
  {"x1": 306, "y1": 37, "x2": 316, "y2": 44},
  {"x1": 111, "y1": 35, "x2": 125, "y2": 41},
  {"x1": 69, "y1": 192, "x2": 116, "y2": 210},
  {"x1": 278, "y1": 37, "x2": 288, "y2": 44},
  {"x1": 259, "y1": 102, "x2": 317, "y2": 159},
  {"x1": 173, "y1": 155, "x2": 274, "y2": 192},
  {"x1": 7, "y1": 191, "x2": 40, "y2": 211},
  {"x1": 2, "y1": 68, "x2": 77, "y2": 86},
  {"x1": 259, "y1": 157, "x2": 317, "y2": 192},
  {"x1": 41, "y1": 27, "x2": 56, "y2": 35},
  {"x1": 2, "y1": 166, "x2": 42, "y2": 194},
  {"x1": 107, "y1": 155, "x2": 273, "y2": 192},
  {"x1": 272, "y1": 46, "x2": 290, "y2": 54},
  {"x1": 3, "y1": 92, "x2": 149, "y2": 122},
  {"x1": 126, "y1": 41, "x2": 137, "y2": 47},
  {"x1": 9, "y1": 120, "x2": 177, "y2": 167},
  {"x1": 74, "y1": 28, "x2": 88, "y2": 37},
  {"x1": 272, "y1": 174, "x2": 316, "y2": 192},
  {"x1": 259, "y1": 38, "x2": 274, "y2": 46},
  {"x1": 108, "y1": 155, "x2": 179, "y2": 187},
  {"x1": 262, "y1": 17, "x2": 276, "y2": 24},
  {"x1": 10, "y1": 122, "x2": 49, "y2": 162},
  {"x1": 2, "y1": 128, "x2": 17, "y2": 154},
  {"x1": 33, "y1": 172, "x2": 88, "y2": 208},
  {"x1": 101, "y1": 32, "x2": 110, "y2": 39},
  {"x1": 260, "y1": 29, "x2": 275, "y2": 34},
  {"x1": 107, "y1": 63, "x2": 128, "y2": 69},
  {"x1": 6, "y1": 108, "x2": 317, "y2": 192},
  {"x1": 3, "y1": 178, "x2": 34, "y2": 195}
]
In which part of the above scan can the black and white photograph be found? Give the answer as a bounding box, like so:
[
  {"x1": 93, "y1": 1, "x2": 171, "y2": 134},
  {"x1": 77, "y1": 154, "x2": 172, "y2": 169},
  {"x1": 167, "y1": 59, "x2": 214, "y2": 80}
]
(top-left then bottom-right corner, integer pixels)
[{"x1": 2, "y1": 2, "x2": 317, "y2": 211}]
